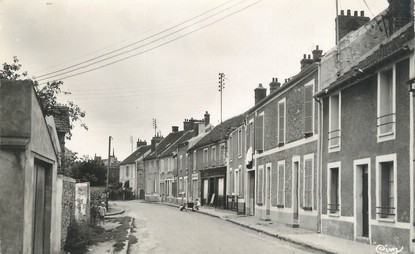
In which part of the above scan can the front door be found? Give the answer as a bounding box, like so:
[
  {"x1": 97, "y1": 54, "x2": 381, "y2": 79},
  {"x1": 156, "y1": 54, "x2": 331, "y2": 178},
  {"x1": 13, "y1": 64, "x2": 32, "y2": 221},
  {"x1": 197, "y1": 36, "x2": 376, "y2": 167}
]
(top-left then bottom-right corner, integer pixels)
[
  {"x1": 362, "y1": 165, "x2": 369, "y2": 237},
  {"x1": 249, "y1": 171, "x2": 255, "y2": 216}
]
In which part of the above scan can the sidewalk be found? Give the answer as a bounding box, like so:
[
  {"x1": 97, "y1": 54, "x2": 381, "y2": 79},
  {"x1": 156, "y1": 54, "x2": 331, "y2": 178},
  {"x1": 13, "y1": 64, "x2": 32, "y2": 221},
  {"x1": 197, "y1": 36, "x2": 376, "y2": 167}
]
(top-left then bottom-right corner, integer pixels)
[
  {"x1": 159, "y1": 201, "x2": 375, "y2": 254},
  {"x1": 107, "y1": 202, "x2": 125, "y2": 216}
]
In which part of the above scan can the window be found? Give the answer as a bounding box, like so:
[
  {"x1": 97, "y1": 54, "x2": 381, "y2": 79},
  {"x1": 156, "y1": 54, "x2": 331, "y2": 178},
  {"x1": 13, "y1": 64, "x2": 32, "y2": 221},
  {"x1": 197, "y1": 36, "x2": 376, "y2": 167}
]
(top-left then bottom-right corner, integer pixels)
[
  {"x1": 255, "y1": 114, "x2": 264, "y2": 152},
  {"x1": 211, "y1": 146, "x2": 216, "y2": 162},
  {"x1": 229, "y1": 169, "x2": 234, "y2": 194},
  {"x1": 277, "y1": 161, "x2": 285, "y2": 207},
  {"x1": 246, "y1": 121, "x2": 254, "y2": 151},
  {"x1": 160, "y1": 159, "x2": 164, "y2": 173},
  {"x1": 303, "y1": 155, "x2": 313, "y2": 210},
  {"x1": 219, "y1": 144, "x2": 226, "y2": 164},
  {"x1": 203, "y1": 148, "x2": 208, "y2": 167},
  {"x1": 185, "y1": 153, "x2": 188, "y2": 170},
  {"x1": 304, "y1": 81, "x2": 314, "y2": 136},
  {"x1": 193, "y1": 151, "x2": 197, "y2": 171},
  {"x1": 238, "y1": 129, "x2": 242, "y2": 156},
  {"x1": 235, "y1": 169, "x2": 240, "y2": 196},
  {"x1": 229, "y1": 136, "x2": 233, "y2": 159},
  {"x1": 184, "y1": 176, "x2": 188, "y2": 196},
  {"x1": 327, "y1": 162, "x2": 340, "y2": 215},
  {"x1": 377, "y1": 67, "x2": 396, "y2": 142},
  {"x1": 179, "y1": 155, "x2": 183, "y2": 171},
  {"x1": 126, "y1": 166, "x2": 129, "y2": 177},
  {"x1": 328, "y1": 93, "x2": 341, "y2": 152},
  {"x1": 179, "y1": 177, "x2": 183, "y2": 192},
  {"x1": 278, "y1": 99, "x2": 286, "y2": 146},
  {"x1": 376, "y1": 154, "x2": 396, "y2": 220},
  {"x1": 257, "y1": 165, "x2": 264, "y2": 205}
]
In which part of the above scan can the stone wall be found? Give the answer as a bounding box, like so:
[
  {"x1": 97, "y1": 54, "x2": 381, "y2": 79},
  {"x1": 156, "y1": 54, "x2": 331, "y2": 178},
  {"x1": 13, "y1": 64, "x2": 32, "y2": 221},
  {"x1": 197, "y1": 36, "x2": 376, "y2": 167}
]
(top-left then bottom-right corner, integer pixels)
[
  {"x1": 60, "y1": 175, "x2": 76, "y2": 249},
  {"x1": 75, "y1": 182, "x2": 90, "y2": 222}
]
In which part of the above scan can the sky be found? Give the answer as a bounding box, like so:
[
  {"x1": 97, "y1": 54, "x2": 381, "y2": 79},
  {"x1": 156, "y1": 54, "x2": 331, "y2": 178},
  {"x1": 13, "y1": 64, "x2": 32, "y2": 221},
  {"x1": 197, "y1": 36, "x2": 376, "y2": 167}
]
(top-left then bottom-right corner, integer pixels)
[{"x1": 1, "y1": 0, "x2": 388, "y2": 161}]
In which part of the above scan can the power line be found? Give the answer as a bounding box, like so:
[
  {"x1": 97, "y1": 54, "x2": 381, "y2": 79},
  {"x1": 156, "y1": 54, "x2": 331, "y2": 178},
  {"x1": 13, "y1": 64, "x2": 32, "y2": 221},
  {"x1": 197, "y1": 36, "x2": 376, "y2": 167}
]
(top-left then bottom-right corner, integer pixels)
[
  {"x1": 36, "y1": 0, "x2": 262, "y2": 85},
  {"x1": 36, "y1": 0, "x2": 246, "y2": 81}
]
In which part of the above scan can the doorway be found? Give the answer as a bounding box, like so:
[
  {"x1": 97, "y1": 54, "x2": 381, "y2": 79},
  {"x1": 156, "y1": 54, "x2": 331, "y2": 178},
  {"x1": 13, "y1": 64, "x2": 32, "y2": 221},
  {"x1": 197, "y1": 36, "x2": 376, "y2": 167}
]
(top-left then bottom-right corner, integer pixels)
[
  {"x1": 355, "y1": 163, "x2": 369, "y2": 238},
  {"x1": 293, "y1": 160, "x2": 300, "y2": 222},
  {"x1": 265, "y1": 166, "x2": 271, "y2": 219},
  {"x1": 248, "y1": 171, "x2": 255, "y2": 216},
  {"x1": 33, "y1": 159, "x2": 52, "y2": 254}
]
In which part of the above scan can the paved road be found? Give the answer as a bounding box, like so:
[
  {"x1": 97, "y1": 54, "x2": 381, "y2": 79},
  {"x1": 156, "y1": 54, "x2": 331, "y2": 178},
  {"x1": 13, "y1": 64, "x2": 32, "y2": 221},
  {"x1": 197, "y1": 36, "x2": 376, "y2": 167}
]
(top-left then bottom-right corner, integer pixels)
[{"x1": 114, "y1": 201, "x2": 321, "y2": 254}]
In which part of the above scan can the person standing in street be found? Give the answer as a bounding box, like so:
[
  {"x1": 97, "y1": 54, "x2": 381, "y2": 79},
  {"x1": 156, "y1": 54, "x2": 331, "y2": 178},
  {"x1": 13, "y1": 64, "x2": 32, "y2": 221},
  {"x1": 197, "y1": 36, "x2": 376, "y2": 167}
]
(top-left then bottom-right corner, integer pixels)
[{"x1": 98, "y1": 202, "x2": 107, "y2": 225}]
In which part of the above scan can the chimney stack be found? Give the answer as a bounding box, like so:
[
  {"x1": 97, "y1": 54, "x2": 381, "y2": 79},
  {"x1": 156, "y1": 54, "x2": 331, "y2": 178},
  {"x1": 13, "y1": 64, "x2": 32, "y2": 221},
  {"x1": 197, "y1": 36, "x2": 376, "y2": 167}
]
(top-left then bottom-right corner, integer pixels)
[
  {"x1": 269, "y1": 78, "x2": 281, "y2": 94},
  {"x1": 300, "y1": 54, "x2": 313, "y2": 69},
  {"x1": 312, "y1": 45, "x2": 323, "y2": 62},
  {"x1": 151, "y1": 135, "x2": 163, "y2": 151},
  {"x1": 335, "y1": 9, "x2": 369, "y2": 43},
  {"x1": 254, "y1": 83, "x2": 267, "y2": 105},
  {"x1": 387, "y1": 0, "x2": 411, "y2": 35},
  {"x1": 204, "y1": 111, "x2": 210, "y2": 126},
  {"x1": 172, "y1": 126, "x2": 179, "y2": 133},
  {"x1": 136, "y1": 138, "x2": 147, "y2": 149}
]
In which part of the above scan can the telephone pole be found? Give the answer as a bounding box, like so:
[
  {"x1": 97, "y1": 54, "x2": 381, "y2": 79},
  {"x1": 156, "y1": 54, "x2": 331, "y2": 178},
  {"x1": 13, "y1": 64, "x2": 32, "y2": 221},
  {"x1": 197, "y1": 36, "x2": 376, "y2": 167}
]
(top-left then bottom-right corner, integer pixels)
[
  {"x1": 218, "y1": 73, "x2": 225, "y2": 123},
  {"x1": 153, "y1": 118, "x2": 157, "y2": 136},
  {"x1": 106, "y1": 136, "x2": 112, "y2": 209}
]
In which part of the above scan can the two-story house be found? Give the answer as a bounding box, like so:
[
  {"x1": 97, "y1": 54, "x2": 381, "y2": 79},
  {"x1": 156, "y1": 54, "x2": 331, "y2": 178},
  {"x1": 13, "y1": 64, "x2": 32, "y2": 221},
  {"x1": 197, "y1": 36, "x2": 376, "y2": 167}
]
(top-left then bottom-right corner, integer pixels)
[
  {"x1": 246, "y1": 46, "x2": 322, "y2": 230},
  {"x1": 144, "y1": 134, "x2": 163, "y2": 201},
  {"x1": 316, "y1": 1, "x2": 414, "y2": 251},
  {"x1": 190, "y1": 114, "x2": 244, "y2": 209},
  {"x1": 119, "y1": 139, "x2": 151, "y2": 198}
]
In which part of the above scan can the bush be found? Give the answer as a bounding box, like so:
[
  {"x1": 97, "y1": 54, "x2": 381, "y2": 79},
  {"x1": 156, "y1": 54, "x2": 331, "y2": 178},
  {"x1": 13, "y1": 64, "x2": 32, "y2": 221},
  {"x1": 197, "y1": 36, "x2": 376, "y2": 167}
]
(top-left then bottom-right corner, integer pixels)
[{"x1": 64, "y1": 220, "x2": 93, "y2": 253}]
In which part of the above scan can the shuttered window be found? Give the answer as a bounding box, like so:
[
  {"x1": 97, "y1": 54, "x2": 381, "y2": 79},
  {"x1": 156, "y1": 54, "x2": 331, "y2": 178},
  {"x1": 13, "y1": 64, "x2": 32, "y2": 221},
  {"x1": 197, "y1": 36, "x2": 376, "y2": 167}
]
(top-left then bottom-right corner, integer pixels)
[
  {"x1": 257, "y1": 166, "x2": 264, "y2": 205},
  {"x1": 304, "y1": 84, "x2": 313, "y2": 135},
  {"x1": 277, "y1": 162, "x2": 285, "y2": 207},
  {"x1": 278, "y1": 99, "x2": 286, "y2": 146},
  {"x1": 255, "y1": 115, "x2": 264, "y2": 152},
  {"x1": 304, "y1": 158, "x2": 313, "y2": 209}
]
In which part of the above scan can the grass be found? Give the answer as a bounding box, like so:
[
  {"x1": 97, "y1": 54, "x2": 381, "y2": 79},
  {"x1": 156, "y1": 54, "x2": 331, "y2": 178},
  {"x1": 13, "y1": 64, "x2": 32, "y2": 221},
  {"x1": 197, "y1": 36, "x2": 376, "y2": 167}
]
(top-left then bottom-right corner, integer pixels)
[{"x1": 90, "y1": 216, "x2": 137, "y2": 252}]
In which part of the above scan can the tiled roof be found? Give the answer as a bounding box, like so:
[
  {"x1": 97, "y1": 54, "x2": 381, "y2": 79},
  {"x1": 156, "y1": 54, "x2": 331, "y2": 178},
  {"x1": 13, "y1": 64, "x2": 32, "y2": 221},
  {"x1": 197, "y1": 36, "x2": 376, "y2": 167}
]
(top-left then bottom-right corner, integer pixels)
[
  {"x1": 145, "y1": 131, "x2": 185, "y2": 160},
  {"x1": 190, "y1": 114, "x2": 245, "y2": 151},
  {"x1": 315, "y1": 23, "x2": 414, "y2": 98},
  {"x1": 120, "y1": 145, "x2": 152, "y2": 165},
  {"x1": 51, "y1": 105, "x2": 71, "y2": 133},
  {"x1": 159, "y1": 130, "x2": 194, "y2": 158}
]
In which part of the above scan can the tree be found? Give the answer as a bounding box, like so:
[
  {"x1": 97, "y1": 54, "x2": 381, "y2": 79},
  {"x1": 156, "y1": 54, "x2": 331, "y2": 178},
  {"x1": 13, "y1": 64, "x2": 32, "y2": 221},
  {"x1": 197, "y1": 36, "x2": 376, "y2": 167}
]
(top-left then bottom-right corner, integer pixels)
[
  {"x1": 68, "y1": 157, "x2": 107, "y2": 187},
  {"x1": 0, "y1": 56, "x2": 87, "y2": 138}
]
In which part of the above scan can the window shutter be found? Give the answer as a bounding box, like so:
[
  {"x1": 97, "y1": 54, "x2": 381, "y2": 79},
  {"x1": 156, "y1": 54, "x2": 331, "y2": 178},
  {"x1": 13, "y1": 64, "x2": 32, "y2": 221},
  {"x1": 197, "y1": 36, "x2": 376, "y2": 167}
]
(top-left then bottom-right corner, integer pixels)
[
  {"x1": 255, "y1": 115, "x2": 264, "y2": 152},
  {"x1": 278, "y1": 102, "x2": 285, "y2": 144},
  {"x1": 304, "y1": 85, "x2": 313, "y2": 135}
]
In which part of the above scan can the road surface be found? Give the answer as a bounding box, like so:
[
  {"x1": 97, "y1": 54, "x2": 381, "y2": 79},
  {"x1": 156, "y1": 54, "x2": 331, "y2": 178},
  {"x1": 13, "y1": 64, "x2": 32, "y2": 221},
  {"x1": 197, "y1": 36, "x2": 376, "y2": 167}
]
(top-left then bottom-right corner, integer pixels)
[{"x1": 114, "y1": 201, "x2": 321, "y2": 254}]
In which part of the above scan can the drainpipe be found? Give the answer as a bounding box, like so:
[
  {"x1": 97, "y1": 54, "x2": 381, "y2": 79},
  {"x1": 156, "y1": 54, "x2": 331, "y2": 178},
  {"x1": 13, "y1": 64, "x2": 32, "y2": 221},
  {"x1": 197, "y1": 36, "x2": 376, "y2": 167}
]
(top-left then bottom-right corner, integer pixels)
[{"x1": 315, "y1": 63, "x2": 323, "y2": 234}]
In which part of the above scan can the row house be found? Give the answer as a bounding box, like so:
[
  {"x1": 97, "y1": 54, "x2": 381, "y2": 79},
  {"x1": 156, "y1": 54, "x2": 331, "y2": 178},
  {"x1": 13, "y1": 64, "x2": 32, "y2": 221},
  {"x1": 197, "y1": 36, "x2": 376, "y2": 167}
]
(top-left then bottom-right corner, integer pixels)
[
  {"x1": 189, "y1": 114, "x2": 244, "y2": 208},
  {"x1": 316, "y1": 0, "x2": 415, "y2": 251},
  {"x1": 242, "y1": 46, "x2": 322, "y2": 230},
  {"x1": 144, "y1": 134, "x2": 164, "y2": 201},
  {"x1": 119, "y1": 139, "x2": 151, "y2": 199}
]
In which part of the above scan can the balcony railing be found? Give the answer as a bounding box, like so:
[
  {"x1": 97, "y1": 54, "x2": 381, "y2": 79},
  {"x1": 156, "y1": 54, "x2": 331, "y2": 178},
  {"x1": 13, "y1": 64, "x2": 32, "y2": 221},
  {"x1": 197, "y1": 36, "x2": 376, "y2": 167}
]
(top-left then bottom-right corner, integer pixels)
[{"x1": 376, "y1": 206, "x2": 395, "y2": 218}]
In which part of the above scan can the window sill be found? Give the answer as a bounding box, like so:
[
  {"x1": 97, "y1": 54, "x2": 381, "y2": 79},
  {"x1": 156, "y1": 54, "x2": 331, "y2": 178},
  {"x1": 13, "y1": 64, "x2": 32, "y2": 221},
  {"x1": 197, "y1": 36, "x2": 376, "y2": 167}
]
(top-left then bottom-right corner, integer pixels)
[
  {"x1": 378, "y1": 218, "x2": 395, "y2": 223},
  {"x1": 276, "y1": 205, "x2": 284, "y2": 209},
  {"x1": 328, "y1": 213, "x2": 340, "y2": 217},
  {"x1": 377, "y1": 132, "x2": 395, "y2": 143}
]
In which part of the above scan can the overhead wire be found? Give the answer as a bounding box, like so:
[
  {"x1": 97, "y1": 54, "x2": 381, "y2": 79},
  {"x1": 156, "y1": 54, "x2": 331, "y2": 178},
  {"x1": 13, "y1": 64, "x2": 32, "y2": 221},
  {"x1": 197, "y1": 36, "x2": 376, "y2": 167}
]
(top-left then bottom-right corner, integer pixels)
[{"x1": 35, "y1": 0, "x2": 251, "y2": 82}]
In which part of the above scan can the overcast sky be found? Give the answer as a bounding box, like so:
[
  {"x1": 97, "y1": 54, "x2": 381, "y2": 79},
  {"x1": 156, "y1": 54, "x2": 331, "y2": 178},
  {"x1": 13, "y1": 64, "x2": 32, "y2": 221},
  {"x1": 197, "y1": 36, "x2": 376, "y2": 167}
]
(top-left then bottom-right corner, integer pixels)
[{"x1": 1, "y1": 0, "x2": 388, "y2": 161}]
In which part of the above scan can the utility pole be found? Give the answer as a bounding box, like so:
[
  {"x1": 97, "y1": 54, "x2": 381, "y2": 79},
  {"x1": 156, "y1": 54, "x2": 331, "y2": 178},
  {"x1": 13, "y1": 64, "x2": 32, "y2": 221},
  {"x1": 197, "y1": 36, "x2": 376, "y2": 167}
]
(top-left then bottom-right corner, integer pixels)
[
  {"x1": 106, "y1": 136, "x2": 112, "y2": 209},
  {"x1": 153, "y1": 118, "x2": 157, "y2": 136},
  {"x1": 218, "y1": 73, "x2": 225, "y2": 123}
]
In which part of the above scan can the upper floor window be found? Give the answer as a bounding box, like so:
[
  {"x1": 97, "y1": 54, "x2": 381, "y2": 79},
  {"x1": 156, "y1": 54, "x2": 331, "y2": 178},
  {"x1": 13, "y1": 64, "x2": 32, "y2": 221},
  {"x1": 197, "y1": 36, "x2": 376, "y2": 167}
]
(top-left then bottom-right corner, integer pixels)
[
  {"x1": 376, "y1": 154, "x2": 397, "y2": 221},
  {"x1": 211, "y1": 146, "x2": 216, "y2": 162},
  {"x1": 126, "y1": 166, "x2": 129, "y2": 177},
  {"x1": 219, "y1": 143, "x2": 226, "y2": 165},
  {"x1": 185, "y1": 153, "x2": 188, "y2": 170},
  {"x1": 179, "y1": 155, "x2": 183, "y2": 170},
  {"x1": 160, "y1": 159, "x2": 164, "y2": 173},
  {"x1": 193, "y1": 151, "x2": 197, "y2": 171},
  {"x1": 203, "y1": 148, "x2": 208, "y2": 166},
  {"x1": 377, "y1": 67, "x2": 396, "y2": 142},
  {"x1": 247, "y1": 121, "x2": 254, "y2": 150},
  {"x1": 229, "y1": 136, "x2": 233, "y2": 158},
  {"x1": 278, "y1": 99, "x2": 286, "y2": 146},
  {"x1": 304, "y1": 82, "x2": 314, "y2": 137},
  {"x1": 255, "y1": 114, "x2": 264, "y2": 152},
  {"x1": 328, "y1": 93, "x2": 341, "y2": 152}
]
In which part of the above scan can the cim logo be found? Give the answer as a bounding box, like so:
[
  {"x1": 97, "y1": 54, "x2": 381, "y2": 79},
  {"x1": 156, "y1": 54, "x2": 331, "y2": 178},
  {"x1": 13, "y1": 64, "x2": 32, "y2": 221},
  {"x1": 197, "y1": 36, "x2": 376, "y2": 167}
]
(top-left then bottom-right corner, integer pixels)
[{"x1": 375, "y1": 244, "x2": 404, "y2": 254}]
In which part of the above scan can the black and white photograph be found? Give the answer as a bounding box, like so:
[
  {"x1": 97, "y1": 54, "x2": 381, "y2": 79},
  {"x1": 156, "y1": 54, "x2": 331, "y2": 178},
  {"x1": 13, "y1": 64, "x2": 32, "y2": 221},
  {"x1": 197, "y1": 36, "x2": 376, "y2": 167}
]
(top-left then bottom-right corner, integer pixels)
[{"x1": 1, "y1": 0, "x2": 414, "y2": 253}]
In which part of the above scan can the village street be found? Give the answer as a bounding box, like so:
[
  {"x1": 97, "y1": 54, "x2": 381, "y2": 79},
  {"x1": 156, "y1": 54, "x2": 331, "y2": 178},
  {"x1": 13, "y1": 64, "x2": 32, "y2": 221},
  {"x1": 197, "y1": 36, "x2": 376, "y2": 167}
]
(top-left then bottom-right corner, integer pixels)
[{"x1": 116, "y1": 201, "x2": 322, "y2": 254}]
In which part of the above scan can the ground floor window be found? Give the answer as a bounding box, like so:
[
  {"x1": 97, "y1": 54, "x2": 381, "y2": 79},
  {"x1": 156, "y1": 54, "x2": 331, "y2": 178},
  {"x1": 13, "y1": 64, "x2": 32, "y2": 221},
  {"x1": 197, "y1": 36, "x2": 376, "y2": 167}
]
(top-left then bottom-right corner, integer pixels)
[
  {"x1": 327, "y1": 162, "x2": 340, "y2": 215},
  {"x1": 376, "y1": 154, "x2": 396, "y2": 220}
]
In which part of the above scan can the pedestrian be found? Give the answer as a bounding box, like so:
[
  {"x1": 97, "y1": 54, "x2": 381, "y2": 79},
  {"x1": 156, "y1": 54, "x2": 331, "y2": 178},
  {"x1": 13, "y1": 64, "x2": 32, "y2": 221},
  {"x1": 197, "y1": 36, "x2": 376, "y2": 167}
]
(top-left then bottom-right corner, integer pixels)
[
  {"x1": 98, "y1": 202, "x2": 107, "y2": 225},
  {"x1": 90, "y1": 202, "x2": 98, "y2": 225},
  {"x1": 195, "y1": 199, "x2": 200, "y2": 211}
]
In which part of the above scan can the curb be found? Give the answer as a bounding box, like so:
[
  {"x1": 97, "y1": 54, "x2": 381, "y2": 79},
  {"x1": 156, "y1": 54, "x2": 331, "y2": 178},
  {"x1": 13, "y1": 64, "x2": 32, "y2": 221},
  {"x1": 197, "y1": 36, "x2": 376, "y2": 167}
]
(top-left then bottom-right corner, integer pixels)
[
  {"x1": 106, "y1": 209, "x2": 125, "y2": 216},
  {"x1": 156, "y1": 202, "x2": 333, "y2": 254}
]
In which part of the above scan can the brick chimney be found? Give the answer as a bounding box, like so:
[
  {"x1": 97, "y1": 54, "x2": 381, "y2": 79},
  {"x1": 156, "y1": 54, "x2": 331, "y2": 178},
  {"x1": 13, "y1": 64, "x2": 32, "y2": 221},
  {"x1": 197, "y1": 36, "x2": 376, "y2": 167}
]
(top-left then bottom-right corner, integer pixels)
[
  {"x1": 387, "y1": 0, "x2": 411, "y2": 35},
  {"x1": 136, "y1": 138, "x2": 147, "y2": 149},
  {"x1": 335, "y1": 9, "x2": 369, "y2": 43},
  {"x1": 300, "y1": 54, "x2": 313, "y2": 69},
  {"x1": 312, "y1": 45, "x2": 323, "y2": 62},
  {"x1": 151, "y1": 134, "x2": 163, "y2": 151},
  {"x1": 254, "y1": 83, "x2": 267, "y2": 105},
  {"x1": 204, "y1": 111, "x2": 210, "y2": 126},
  {"x1": 172, "y1": 126, "x2": 179, "y2": 132},
  {"x1": 269, "y1": 78, "x2": 281, "y2": 94}
]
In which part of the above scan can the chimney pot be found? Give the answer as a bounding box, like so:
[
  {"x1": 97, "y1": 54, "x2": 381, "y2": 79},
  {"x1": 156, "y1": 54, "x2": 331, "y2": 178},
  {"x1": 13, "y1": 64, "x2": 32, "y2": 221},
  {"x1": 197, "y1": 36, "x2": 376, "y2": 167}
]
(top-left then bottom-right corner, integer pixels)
[
  {"x1": 308, "y1": 54, "x2": 311, "y2": 59},
  {"x1": 254, "y1": 83, "x2": 267, "y2": 105},
  {"x1": 303, "y1": 54, "x2": 306, "y2": 59},
  {"x1": 340, "y1": 10, "x2": 344, "y2": 15},
  {"x1": 360, "y1": 10, "x2": 364, "y2": 16},
  {"x1": 172, "y1": 126, "x2": 179, "y2": 132},
  {"x1": 354, "y1": 11, "x2": 358, "y2": 16},
  {"x1": 347, "y1": 9, "x2": 351, "y2": 16},
  {"x1": 204, "y1": 111, "x2": 210, "y2": 126}
]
